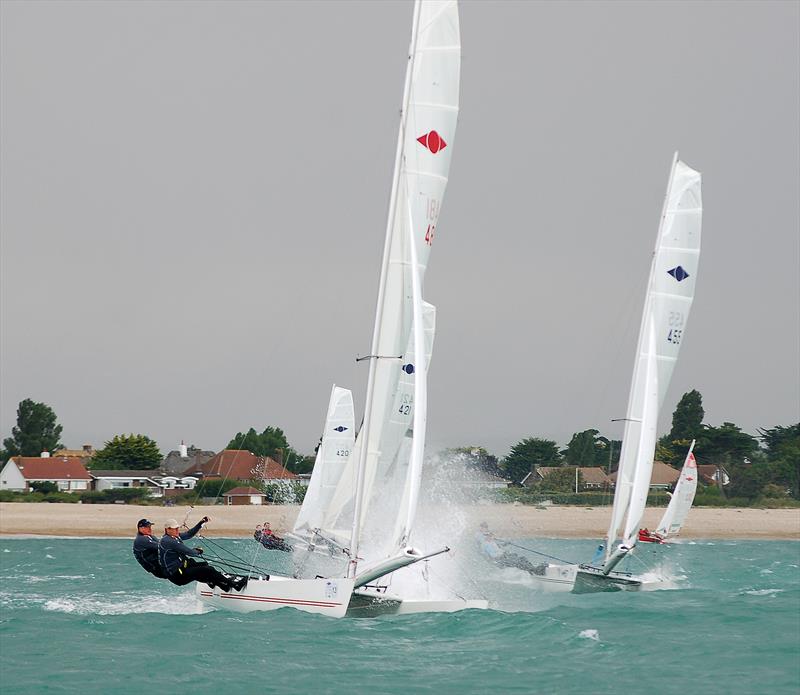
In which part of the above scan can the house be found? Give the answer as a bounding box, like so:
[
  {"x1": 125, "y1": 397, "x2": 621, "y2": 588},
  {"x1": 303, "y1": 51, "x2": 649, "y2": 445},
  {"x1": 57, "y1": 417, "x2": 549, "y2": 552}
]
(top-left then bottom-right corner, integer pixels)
[
  {"x1": 522, "y1": 466, "x2": 612, "y2": 490},
  {"x1": 53, "y1": 444, "x2": 95, "y2": 459},
  {"x1": 90, "y1": 470, "x2": 164, "y2": 497},
  {"x1": 0, "y1": 455, "x2": 92, "y2": 492},
  {"x1": 185, "y1": 450, "x2": 299, "y2": 485},
  {"x1": 697, "y1": 464, "x2": 731, "y2": 487},
  {"x1": 157, "y1": 475, "x2": 199, "y2": 491},
  {"x1": 224, "y1": 486, "x2": 267, "y2": 506},
  {"x1": 161, "y1": 443, "x2": 215, "y2": 476},
  {"x1": 608, "y1": 461, "x2": 681, "y2": 490}
]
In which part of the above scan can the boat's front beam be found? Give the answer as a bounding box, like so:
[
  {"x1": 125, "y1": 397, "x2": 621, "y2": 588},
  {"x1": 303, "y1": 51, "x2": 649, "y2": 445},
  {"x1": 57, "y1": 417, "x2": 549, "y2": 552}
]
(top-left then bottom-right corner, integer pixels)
[{"x1": 353, "y1": 546, "x2": 450, "y2": 589}]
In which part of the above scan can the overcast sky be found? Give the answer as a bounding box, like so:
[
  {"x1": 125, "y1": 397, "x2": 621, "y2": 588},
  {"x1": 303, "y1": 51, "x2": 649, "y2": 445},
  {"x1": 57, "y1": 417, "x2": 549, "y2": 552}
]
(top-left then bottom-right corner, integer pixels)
[{"x1": 2, "y1": 0, "x2": 798, "y2": 460}]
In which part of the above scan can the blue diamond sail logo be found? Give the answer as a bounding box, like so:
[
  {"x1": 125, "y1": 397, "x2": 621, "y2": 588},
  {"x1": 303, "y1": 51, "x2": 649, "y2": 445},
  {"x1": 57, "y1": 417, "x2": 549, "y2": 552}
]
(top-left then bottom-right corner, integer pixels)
[
  {"x1": 667, "y1": 265, "x2": 689, "y2": 282},
  {"x1": 333, "y1": 426, "x2": 348, "y2": 433},
  {"x1": 402, "y1": 363, "x2": 415, "y2": 375}
]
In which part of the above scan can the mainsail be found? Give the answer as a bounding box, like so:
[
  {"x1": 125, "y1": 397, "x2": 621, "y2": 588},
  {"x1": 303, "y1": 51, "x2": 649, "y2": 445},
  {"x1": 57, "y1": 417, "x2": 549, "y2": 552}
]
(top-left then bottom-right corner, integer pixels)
[
  {"x1": 317, "y1": 0, "x2": 461, "y2": 573},
  {"x1": 603, "y1": 154, "x2": 702, "y2": 572},
  {"x1": 655, "y1": 441, "x2": 698, "y2": 538}
]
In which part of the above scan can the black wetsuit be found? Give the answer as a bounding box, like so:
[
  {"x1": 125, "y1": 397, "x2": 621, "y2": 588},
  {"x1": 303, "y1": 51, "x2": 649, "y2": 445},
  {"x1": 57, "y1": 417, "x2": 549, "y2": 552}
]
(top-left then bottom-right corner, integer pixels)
[
  {"x1": 158, "y1": 532, "x2": 238, "y2": 591},
  {"x1": 133, "y1": 521, "x2": 203, "y2": 579}
]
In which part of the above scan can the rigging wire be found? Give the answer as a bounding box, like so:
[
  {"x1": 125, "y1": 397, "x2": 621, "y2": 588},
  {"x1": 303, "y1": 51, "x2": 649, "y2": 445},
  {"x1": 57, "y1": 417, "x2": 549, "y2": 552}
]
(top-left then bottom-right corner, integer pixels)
[{"x1": 498, "y1": 539, "x2": 578, "y2": 567}]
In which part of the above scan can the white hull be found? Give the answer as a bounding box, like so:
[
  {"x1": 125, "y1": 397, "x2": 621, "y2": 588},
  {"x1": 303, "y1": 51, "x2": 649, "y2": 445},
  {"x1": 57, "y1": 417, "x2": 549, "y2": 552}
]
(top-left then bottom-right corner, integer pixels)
[
  {"x1": 527, "y1": 563, "x2": 577, "y2": 593},
  {"x1": 196, "y1": 576, "x2": 355, "y2": 618},
  {"x1": 347, "y1": 588, "x2": 487, "y2": 617}
]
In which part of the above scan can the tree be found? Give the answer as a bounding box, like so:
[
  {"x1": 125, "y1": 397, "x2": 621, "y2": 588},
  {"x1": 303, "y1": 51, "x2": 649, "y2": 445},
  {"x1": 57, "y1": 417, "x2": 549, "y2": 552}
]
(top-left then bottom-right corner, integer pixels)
[
  {"x1": 89, "y1": 434, "x2": 162, "y2": 470},
  {"x1": 668, "y1": 390, "x2": 705, "y2": 441},
  {"x1": 758, "y1": 424, "x2": 800, "y2": 497},
  {"x1": 696, "y1": 422, "x2": 759, "y2": 465},
  {"x1": 3, "y1": 399, "x2": 64, "y2": 459},
  {"x1": 501, "y1": 438, "x2": 560, "y2": 483},
  {"x1": 758, "y1": 424, "x2": 800, "y2": 461},
  {"x1": 562, "y1": 429, "x2": 606, "y2": 467},
  {"x1": 226, "y1": 426, "x2": 301, "y2": 469}
]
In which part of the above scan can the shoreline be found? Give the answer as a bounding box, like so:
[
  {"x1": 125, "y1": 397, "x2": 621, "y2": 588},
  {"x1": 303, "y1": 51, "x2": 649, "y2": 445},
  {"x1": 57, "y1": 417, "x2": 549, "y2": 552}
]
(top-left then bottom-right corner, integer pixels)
[{"x1": 1, "y1": 502, "x2": 798, "y2": 540}]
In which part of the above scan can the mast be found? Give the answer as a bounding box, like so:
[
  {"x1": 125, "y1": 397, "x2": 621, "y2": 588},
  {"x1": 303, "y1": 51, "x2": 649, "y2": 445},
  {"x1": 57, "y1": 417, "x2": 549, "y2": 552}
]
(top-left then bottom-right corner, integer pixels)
[
  {"x1": 348, "y1": 0, "x2": 423, "y2": 576},
  {"x1": 402, "y1": 196, "x2": 427, "y2": 542}
]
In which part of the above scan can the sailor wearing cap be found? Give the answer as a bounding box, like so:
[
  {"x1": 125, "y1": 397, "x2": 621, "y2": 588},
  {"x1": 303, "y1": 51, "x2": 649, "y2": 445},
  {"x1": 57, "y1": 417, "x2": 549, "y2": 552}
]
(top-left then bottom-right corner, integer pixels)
[
  {"x1": 158, "y1": 518, "x2": 247, "y2": 593},
  {"x1": 132, "y1": 515, "x2": 207, "y2": 579}
]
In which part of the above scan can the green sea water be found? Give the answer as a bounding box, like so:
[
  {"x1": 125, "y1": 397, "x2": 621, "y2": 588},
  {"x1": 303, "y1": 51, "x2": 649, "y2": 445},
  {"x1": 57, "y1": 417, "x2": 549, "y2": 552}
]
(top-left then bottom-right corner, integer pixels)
[{"x1": 1, "y1": 537, "x2": 798, "y2": 694}]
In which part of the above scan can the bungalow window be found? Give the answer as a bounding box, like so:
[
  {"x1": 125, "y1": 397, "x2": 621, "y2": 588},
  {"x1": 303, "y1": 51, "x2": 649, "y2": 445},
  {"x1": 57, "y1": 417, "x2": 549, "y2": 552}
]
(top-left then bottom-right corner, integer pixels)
[
  {"x1": 111, "y1": 481, "x2": 131, "y2": 488},
  {"x1": 57, "y1": 481, "x2": 69, "y2": 491},
  {"x1": 71, "y1": 481, "x2": 88, "y2": 490}
]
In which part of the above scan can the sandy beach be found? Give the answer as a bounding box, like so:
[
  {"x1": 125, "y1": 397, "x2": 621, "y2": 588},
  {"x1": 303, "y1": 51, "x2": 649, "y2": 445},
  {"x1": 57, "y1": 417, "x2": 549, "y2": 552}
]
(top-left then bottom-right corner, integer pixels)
[{"x1": 1, "y1": 502, "x2": 798, "y2": 539}]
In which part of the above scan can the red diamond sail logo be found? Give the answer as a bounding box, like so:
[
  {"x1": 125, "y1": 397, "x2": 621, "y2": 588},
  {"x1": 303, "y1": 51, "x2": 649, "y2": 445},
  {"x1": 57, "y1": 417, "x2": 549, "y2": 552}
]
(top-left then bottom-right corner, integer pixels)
[{"x1": 417, "y1": 130, "x2": 447, "y2": 154}]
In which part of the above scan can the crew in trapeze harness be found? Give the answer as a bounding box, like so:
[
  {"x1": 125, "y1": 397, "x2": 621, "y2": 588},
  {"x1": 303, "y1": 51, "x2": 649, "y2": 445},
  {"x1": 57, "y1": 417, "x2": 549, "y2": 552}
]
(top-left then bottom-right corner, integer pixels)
[
  {"x1": 133, "y1": 517, "x2": 248, "y2": 592},
  {"x1": 253, "y1": 522, "x2": 292, "y2": 552},
  {"x1": 476, "y1": 522, "x2": 548, "y2": 576}
]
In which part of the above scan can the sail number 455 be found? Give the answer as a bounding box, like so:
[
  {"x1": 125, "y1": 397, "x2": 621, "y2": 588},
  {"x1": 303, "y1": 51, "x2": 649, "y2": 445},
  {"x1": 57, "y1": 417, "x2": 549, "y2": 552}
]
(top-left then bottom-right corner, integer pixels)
[{"x1": 667, "y1": 311, "x2": 685, "y2": 344}]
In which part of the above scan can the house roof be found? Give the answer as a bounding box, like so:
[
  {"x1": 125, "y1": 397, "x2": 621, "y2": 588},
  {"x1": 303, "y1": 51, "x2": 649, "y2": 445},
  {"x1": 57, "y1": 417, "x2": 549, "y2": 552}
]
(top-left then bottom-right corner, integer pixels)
[
  {"x1": 53, "y1": 448, "x2": 94, "y2": 458},
  {"x1": 186, "y1": 450, "x2": 298, "y2": 481},
  {"x1": 608, "y1": 461, "x2": 680, "y2": 486},
  {"x1": 11, "y1": 457, "x2": 92, "y2": 480},
  {"x1": 262, "y1": 458, "x2": 299, "y2": 480},
  {"x1": 161, "y1": 448, "x2": 215, "y2": 475},
  {"x1": 89, "y1": 470, "x2": 161, "y2": 480},
  {"x1": 225, "y1": 486, "x2": 265, "y2": 496}
]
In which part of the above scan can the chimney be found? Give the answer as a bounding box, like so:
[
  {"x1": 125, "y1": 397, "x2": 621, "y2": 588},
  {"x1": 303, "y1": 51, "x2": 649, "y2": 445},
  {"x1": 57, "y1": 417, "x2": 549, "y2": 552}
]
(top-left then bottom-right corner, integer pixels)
[
  {"x1": 40, "y1": 451, "x2": 50, "y2": 458},
  {"x1": 179, "y1": 441, "x2": 188, "y2": 458},
  {"x1": 82, "y1": 444, "x2": 93, "y2": 453}
]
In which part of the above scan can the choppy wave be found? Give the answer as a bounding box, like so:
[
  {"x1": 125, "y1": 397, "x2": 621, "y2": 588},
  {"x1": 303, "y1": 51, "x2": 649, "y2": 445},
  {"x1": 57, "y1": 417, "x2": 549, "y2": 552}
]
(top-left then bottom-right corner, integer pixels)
[{"x1": 43, "y1": 591, "x2": 209, "y2": 616}]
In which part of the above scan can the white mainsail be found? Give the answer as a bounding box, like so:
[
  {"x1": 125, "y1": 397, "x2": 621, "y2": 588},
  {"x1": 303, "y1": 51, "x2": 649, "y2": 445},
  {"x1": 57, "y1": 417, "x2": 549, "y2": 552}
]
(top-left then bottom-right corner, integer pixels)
[
  {"x1": 293, "y1": 386, "x2": 355, "y2": 538},
  {"x1": 603, "y1": 153, "x2": 702, "y2": 572},
  {"x1": 655, "y1": 441, "x2": 698, "y2": 538},
  {"x1": 318, "y1": 0, "x2": 461, "y2": 574}
]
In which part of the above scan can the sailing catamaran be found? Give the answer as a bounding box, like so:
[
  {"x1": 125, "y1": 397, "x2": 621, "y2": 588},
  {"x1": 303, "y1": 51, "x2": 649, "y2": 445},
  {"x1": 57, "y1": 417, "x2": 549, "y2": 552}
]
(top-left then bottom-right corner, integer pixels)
[
  {"x1": 573, "y1": 154, "x2": 702, "y2": 593},
  {"x1": 198, "y1": 0, "x2": 483, "y2": 616},
  {"x1": 639, "y1": 440, "x2": 698, "y2": 544}
]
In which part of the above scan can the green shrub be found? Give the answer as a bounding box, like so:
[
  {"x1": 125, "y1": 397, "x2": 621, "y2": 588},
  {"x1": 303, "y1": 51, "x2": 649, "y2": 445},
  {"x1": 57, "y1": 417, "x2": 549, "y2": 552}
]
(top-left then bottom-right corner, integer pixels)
[
  {"x1": 78, "y1": 488, "x2": 150, "y2": 504},
  {"x1": 30, "y1": 481, "x2": 59, "y2": 494}
]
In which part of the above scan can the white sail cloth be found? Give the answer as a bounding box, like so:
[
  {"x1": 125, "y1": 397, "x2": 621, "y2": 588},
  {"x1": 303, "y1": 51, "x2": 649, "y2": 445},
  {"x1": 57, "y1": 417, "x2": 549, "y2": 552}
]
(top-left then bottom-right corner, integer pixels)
[
  {"x1": 318, "y1": 0, "x2": 461, "y2": 568},
  {"x1": 293, "y1": 386, "x2": 355, "y2": 538},
  {"x1": 655, "y1": 443, "x2": 698, "y2": 537},
  {"x1": 606, "y1": 156, "x2": 702, "y2": 559}
]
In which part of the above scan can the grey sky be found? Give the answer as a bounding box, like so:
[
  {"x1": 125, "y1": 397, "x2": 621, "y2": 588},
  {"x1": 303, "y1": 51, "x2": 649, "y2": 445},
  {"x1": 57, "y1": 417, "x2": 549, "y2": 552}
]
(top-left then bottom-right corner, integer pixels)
[{"x1": 2, "y1": 0, "x2": 798, "y2": 460}]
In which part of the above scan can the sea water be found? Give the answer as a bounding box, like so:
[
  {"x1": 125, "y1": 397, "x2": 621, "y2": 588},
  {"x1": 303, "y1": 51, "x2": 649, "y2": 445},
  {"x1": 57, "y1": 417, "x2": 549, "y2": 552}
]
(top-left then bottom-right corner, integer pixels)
[{"x1": 1, "y1": 537, "x2": 798, "y2": 694}]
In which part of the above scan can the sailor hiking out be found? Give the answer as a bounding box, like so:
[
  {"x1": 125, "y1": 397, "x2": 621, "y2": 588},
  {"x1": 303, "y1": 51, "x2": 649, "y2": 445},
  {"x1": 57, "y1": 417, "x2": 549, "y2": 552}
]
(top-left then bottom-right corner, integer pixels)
[
  {"x1": 157, "y1": 518, "x2": 248, "y2": 593},
  {"x1": 132, "y1": 517, "x2": 186, "y2": 579}
]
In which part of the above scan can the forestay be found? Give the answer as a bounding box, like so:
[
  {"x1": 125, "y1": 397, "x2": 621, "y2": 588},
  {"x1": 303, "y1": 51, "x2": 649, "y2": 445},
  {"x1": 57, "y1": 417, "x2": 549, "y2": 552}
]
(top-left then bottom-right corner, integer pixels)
[
  {"x1": 605, "y1": 154, "x2": 702, "y2": 565},
  {"x1": 319, "y1": 0, "x2": 461, "y2": 570}
]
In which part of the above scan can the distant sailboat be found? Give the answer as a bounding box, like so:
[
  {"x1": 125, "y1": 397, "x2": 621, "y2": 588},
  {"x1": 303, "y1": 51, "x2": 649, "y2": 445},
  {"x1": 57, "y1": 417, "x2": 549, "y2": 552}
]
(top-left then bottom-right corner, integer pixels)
[
  {"x1": 640, "y1": 441, "x2": 698, "y2": 543},
  {"x1": 574, "y1": 154, "x2": 702, "y2": 593}
]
